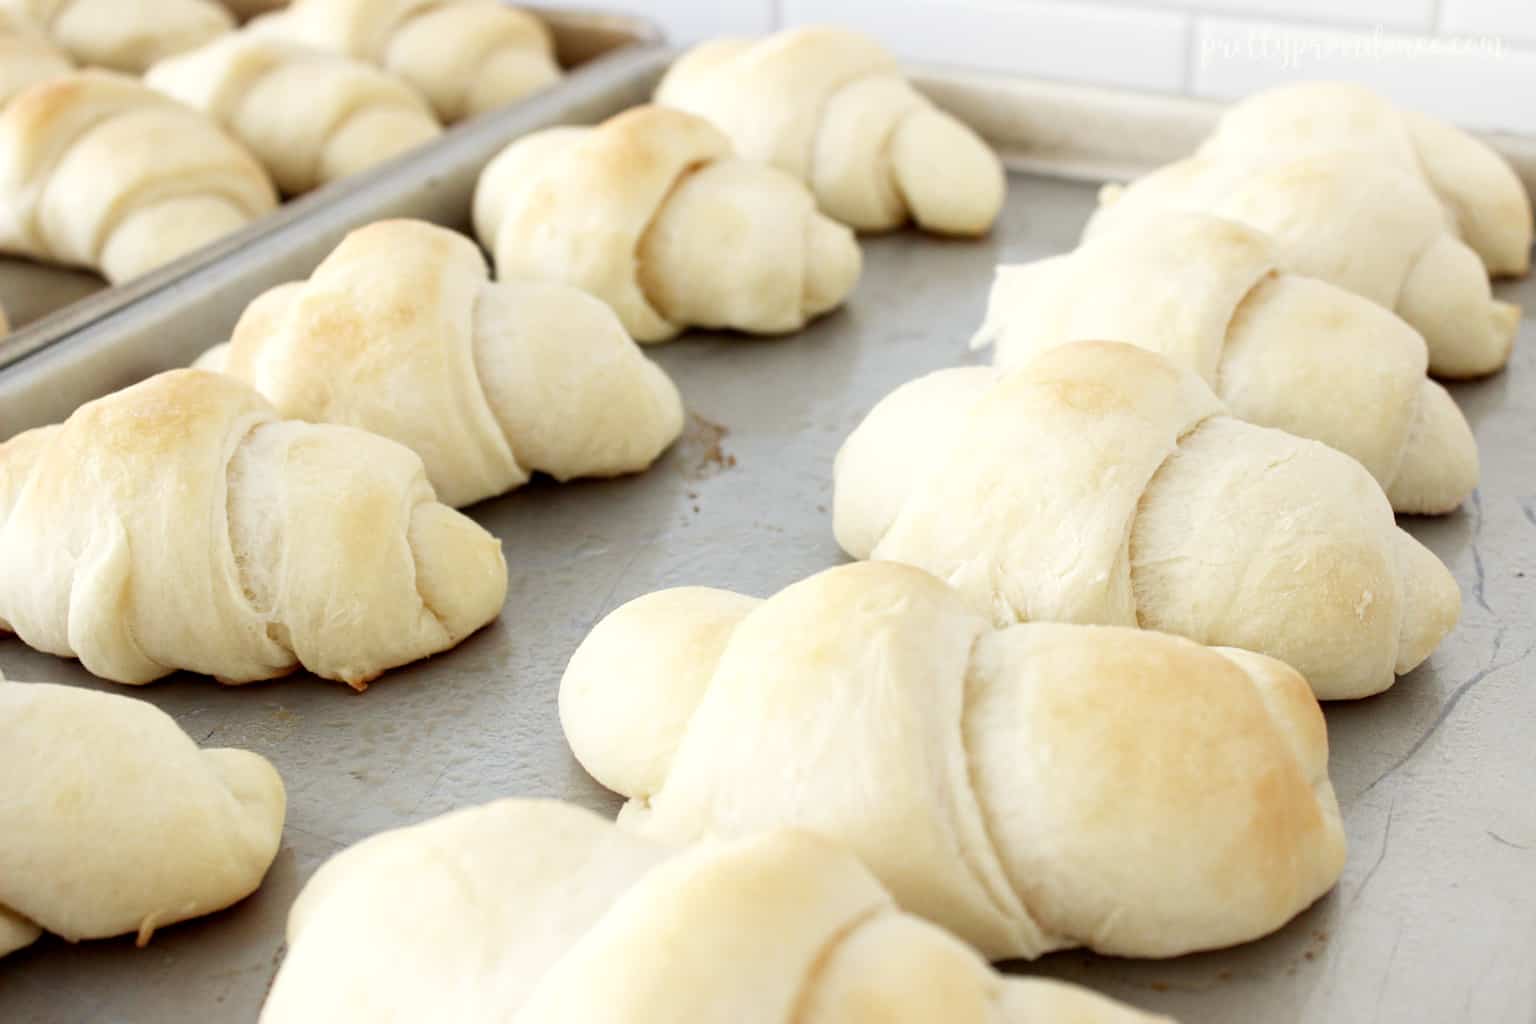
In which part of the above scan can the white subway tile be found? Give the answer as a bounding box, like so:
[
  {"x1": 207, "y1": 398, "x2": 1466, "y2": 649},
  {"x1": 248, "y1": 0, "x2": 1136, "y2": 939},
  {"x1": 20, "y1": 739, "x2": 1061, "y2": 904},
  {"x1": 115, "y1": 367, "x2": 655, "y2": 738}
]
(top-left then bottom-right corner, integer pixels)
[
  {"x1": 538, "y1": 0, "x2": 774, "y2": 44},
  {"x1": 780, "y1": 0, "x2": 1189, "y2": 92},
  {"x1": 1441, "y1": 0, "x2": 1536, "y2": 44},
  {"x1": 1075, "y1": 0, "x2": 1432, "y2": 32},
  {"x1": 1193, "y1": 16, "x2": 1536, "y2": 135}
]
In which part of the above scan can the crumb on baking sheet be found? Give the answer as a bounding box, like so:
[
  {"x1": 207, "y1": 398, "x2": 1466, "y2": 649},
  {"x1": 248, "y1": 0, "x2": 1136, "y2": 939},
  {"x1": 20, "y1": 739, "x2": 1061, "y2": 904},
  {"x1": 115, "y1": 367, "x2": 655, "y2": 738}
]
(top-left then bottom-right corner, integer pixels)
[{"x1": 678, "y1": 412, "x2": 737, "y2": 480}]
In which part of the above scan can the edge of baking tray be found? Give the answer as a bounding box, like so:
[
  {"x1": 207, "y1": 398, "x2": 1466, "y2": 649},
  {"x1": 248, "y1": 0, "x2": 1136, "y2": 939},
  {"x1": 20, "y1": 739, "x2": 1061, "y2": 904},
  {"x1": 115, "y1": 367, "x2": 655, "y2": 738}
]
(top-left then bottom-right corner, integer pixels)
[{"x1": 0, "y1": 5, "x2": 664, "y2": 372}]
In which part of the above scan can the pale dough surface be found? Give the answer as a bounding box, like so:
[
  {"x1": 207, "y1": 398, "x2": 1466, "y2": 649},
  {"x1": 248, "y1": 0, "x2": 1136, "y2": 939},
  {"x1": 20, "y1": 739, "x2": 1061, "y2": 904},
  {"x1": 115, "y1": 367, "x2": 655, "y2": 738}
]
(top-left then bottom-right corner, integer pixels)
[
  {"x1": 0, "y1": 10, "x2": 71, "y2": 107},
  {"x1": 0, "y1": 70, "x2": 278, "y2": 283},
  {"x1": 146, "y1": 35, "x2": 441, "y2": 196},
  {"x1": 1090, "y1": 150, "x2": 1519, "y2": 378},
  {"x1": 656, "y1": 26, "x2": 1006, "y2": 236},
  {"x1": 473, "y1": 105, "x2": 862, "y2": 343},
  {"x1": 196, "y1": 219, "x2": 684, "y2": 508},
  {"x1": 262, "y1": 798, "x2": 1172, "y2": 1022},
  {"x1": 1195, "y1": 81, "x2": 1532, "y2": 279},
  {"x1": 249, "y1": 0, "x2": 559, "y2": 123},
  {"x1": 0, "y1": 368, "x2": 507, "y2": 687},
  {"x1": 0, "y1": 0, "x2": 232, "y2": 72},
  {"x1": 561, "y1": 561, "x2": 1348, "y2": 961},
  {"x1": 835, "y1": 346, "x2": 1456, "y2": 706},
  {"x1": 0, "y1": 676, "x2": 284, "y2": 956},
  {"x1": 832, "y1": 343, "x2": 1461, "y2": 700},
  {"x1": 974, "y1": 210, "x2": 1478, "y2": 514}
]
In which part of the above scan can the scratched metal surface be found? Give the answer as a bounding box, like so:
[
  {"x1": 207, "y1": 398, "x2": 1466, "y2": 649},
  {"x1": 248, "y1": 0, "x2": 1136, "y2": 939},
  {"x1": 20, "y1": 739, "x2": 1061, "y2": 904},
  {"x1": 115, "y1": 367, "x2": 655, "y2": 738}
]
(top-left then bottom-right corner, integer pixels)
[{"x1": 2, "y1": 138, "x2": 1535, "y2": 1024}]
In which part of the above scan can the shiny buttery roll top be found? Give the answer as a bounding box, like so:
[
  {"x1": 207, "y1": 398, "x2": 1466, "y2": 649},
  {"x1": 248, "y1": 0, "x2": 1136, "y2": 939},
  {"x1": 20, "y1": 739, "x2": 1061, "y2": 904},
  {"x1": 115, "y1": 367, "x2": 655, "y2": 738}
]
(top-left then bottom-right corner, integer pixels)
[
  {"x1": 0, "y1": 70, "x2": 278, "y2": 283},
  {"x1": 0, "y1": 676, "x2": 285, "y2": 956},
  {"x1": 0, "y1": 369, "x2": 507, "y2": 687},
  {"x1": 562, "y1": 561, "x2": 1347, "y2": 961},
  {"x1": 656, "y1": 25, "x2": 1006, "y2": 236},
  {"x1": 195, "y1": 219, "x2": 684, "y2": 508},
  {"x1": 262, "y1": 798, "x2": 1171, "y2": 1023},
  {"x1": 1194, "y1": 81, "x2": 1532, "y2": 279},
  {"x1": 1089, "y1": 150, "x2": 1519, "y2": 379},
  {"x1": 473, "y1": 104, "x2": 862, "y2": 343},
  {"x1": 833, "y1": 342, "x2": 1460, "y2": 700},
  {"x1": 974, "y1": 210, "x2": 1478, "y2": 515},
  {"x1": 145, "y1": 35, "x2": 442, "y2": 196},
  {"x1": 248, "y1": 0, "x2": 560, "y2": 123}
]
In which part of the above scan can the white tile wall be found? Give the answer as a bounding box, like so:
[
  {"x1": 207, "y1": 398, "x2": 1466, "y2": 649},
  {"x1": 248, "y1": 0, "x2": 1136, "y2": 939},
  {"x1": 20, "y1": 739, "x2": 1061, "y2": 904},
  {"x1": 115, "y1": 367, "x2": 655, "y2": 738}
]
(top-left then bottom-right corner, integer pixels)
[
  {"x1": 541, "y1": 0, "x2": 773, "y2": 43},
  {"x1": 1194, "y1": 16, "x2": 1536, "y2": 135},
  {"x1": 1441, "y1": 0, "x2": 1536, "y2": 44},
  {"x1": 780, "y1": 0, "x2": 1188, "y2": 92},
  {"x1": 1093, "y1": 0, "x2": 1434, "y2": 31},
  {"x1": 627, "y1": 0, "x2": 1536, "y2": 136}
]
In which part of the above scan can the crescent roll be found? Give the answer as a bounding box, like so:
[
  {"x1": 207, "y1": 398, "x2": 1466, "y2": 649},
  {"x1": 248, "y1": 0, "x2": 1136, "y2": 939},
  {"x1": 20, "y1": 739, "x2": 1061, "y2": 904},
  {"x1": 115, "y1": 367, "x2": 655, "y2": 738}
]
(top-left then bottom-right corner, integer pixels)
[
  {"x1": 474, "y1": 104, "x2": 862, "y2": 343},
  {"x1": 146, "y1": 35, "x2": 441, "y2": 196},
  {"x1": 561, "y1": 562, "x2": 1347, "y2": 961},
  {"x1": 1090, "y1": 151, "x2": 1518, "y2": 378},
  {"x1": 656, "y1": 26, "x2": 1006, "y2": 236},
  {"x1": 195, "y1": 220, "x2": 684, "y2": 508},
  {"x1": 0, "y1": 369, "x2": 507, "y2": 688},
  {"x1": 0, "y1": 70, "x2": 278, "y2": 283},
  {"x1": 0, "y1": 0, "x2": 233, "y2": 73},
  {"x1": 833, "y1": 342, "x2": 1460, "y2": 700},
  {"x1": 249, "y1": 0, "x2": 560, "y2": 123},
  {"x1": 0, "y1": 676, "x2": 284, "y2": 956},
  {"x1": 261, "y1": 798, "x2": 1170, "y2": 1023},
  {"x1": 974, "y1": 211, "x2": 1478, "y2": 514},
  {"x1": 1196, "y1": 81, "x2": 1532, "y2": 279}
]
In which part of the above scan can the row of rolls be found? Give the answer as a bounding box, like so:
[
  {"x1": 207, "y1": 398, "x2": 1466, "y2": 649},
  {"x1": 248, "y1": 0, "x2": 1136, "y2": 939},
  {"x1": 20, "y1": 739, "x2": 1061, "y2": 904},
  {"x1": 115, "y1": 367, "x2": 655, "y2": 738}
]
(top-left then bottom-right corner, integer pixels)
[
  {"x1": 1, "y1": 24, "x2": 1530, "y2": 1023},
  {"x1": 0, "y1": 0, "x2": 562, "y2": 296}
]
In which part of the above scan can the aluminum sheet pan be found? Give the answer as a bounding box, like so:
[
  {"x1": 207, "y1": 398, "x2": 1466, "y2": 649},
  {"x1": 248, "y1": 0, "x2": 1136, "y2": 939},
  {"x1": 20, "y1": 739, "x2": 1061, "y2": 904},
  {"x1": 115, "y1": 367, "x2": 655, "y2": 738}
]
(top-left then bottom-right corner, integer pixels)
[
  {"x1": 0, "y1": 5, "x2": 660, "y2": 354},
  {"x1": 1, "y1": 61, "x2": 1533, "y2": 1024}
]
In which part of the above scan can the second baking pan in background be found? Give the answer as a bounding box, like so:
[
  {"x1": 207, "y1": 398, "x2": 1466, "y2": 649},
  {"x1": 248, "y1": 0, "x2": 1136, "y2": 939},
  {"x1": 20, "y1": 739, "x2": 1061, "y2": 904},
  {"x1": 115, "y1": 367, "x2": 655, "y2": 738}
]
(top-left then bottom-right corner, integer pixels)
[{"x1": 0, "y1": 5, "x2": 661, "y2": 367}]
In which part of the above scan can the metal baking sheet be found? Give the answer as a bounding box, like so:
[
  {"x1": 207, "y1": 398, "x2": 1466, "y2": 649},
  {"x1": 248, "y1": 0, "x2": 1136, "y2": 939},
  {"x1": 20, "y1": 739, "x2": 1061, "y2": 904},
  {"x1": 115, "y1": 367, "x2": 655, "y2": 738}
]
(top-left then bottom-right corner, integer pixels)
[
  {"x1": 0, "y1": 5, "x2": 660, "y2": 352},
  {"x1": 2, "y1": 60, "x2": 1534, "y2": 1024}
]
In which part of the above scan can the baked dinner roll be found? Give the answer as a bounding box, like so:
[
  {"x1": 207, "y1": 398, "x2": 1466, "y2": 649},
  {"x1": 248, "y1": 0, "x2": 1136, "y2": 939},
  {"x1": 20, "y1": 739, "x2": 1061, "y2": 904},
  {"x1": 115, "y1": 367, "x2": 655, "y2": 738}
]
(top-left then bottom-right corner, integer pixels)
[
  {"x1": 1091, "y1": 151, "x2": 1519, "y2": 378},
  {"x1": 1197, "y1": 81, "x2": 1532, "y2": 279},
  {"x1": 474, "y1": 104, "x2": 862, "y2": 343},
  {"x1": 0, "y1": 70, "x2": 278, "y2": 283},
  {"x1": 249, "y1": 0, "x2": 560, "y2": 123},
  {"x1": 0, "y1": 369, "x2": 507, "y2": 688},
  {"x1": 0, "y1": 0, "x2": 233, "y2": 73},
  {"x1": 261, "y1": 798, "x2": 1172, "y2": 1023},
  {"x1": 196, "y1": 220, "x2": 684, "y2": 508},
  {"x1": 833, "y1": 342, "x2": 1460, "y2": 700},
  {"x1": 0, "y1": 675, "x2": 285, "y2": 956},
  {"x1": 975, "y1": 210, "x2": 1478, "y2": 514},
  {"x1": 561, "y1": 562, "x2": 1347, "y2": 961},
  {"x1": 656, "y1": 25, "x2": 1006, "y2": 236},
  {"x1": 146, "y1": 35, "x2": 442, "y2": 196}
]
